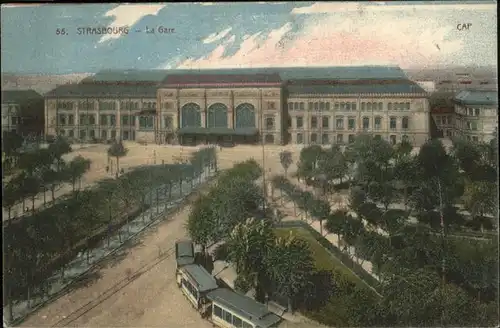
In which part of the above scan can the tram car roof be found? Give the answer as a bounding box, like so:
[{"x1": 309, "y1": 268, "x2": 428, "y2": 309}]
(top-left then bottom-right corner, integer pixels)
[
  {"x1": 207, "y1": 288, "x2": 282, "y2": 328},
  {"x1": 181, "y1": 264, "x2": 219, "y2": 293}
]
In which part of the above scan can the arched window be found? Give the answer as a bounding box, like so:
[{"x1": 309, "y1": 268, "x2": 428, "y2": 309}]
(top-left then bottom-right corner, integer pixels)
[
  {"x1": 181, "y1": 103, "x2": 201, "y2": 128},
  {"x1": 367, "y1": 103, "x2": 372, "y2": 111},
  {"x1": 235, "y1": 103, "x2": 256, "y2": 128},
  {"x1": 378, "y1": 102, "x2": 383, "y2": 111},
  {"x1": 388, "y1": 102, "x2": 393, "y2": 111},
  {"x1": 319, "y1": 102, "x2": 325, "y2": 111},
  {"x1": 361, "y1": 102, "x2": 365, "y2": 111},
  {"x1": 207, "y1": 103, "x2": 228, "y2": 128},
  {"x1": 314, "y1": 102, "x2": 319, "y2": 111},
  {"x1": 299, "y1": 102, "x2": 305, "y2": 110},
  {"x1": 326, "y1": 102, "x2": 330, "y2": 111},
  {"x1": 294, "y1": 102, "x2": 299, "y2": 110}
]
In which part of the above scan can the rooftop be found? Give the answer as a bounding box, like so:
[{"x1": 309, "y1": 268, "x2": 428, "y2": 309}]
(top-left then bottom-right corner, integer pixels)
[
  {"x1": 44, "y1": 83, "x2": 157, "y2": 98},
  {"x1": 207, "y1": 288, "x2": 282, "y2": 328},
  {"x1": 175, "y1": 239, "x2": 195, "y2": 259},
  {"x1": 453, "y1": 90, "x2": 498, "y2": 106},
  {"x1": 2, "y1": 90, "x2": 43, "y2": 103},
  {"x1": 287, "y1": 81, "x2": 426, "y2": 95},
  {"x1": 162, "y1": 73, "x2": 282, "y2": 85},
  {"x1": 84, "y1": 66, "x2": 408, "y2": 83},
  {"x1": 182, "y1": 264, "x2": 218, "y2": 293}
]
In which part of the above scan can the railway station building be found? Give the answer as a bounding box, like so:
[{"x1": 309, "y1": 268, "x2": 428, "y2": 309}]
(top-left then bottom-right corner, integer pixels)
[{"x1": 44, "y1": 66, "x2": 431, "y2": 146}]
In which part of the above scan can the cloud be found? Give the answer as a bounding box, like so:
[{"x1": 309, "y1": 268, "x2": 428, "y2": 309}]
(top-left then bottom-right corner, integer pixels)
[
  {"x1": 98, "y1": 4, "x2": 167, "y2": 44},
  {"x1": 202, "y1": 27, "x2": 233, "y2": 44},
  {"x1": 291, "y1": 2, "x2": 496, "y2": 14},
  {"x1": 177, "y1": 6, "x2": 476, "y2": 69}
]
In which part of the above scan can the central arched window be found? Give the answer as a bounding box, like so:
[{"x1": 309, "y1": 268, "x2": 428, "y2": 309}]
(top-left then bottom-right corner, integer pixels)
[
  {"x1": 234, "y1": 103, "x2": 256, "y2": 128},
  {"x1": 181, "y1": 103, "x2": 201, "y2": 128},
  {"x1": 207, "y1": 103, "x2": 228, "y2": 128}
]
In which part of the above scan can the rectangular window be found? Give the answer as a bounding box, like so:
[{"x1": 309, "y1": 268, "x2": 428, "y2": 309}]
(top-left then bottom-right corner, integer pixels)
[
  {"x1": 390, "y1": 135, "x2": 397, "y2": 145},
  {"x1": 348, "y1": 134, "x2": 355, "y2": 143},
  {"x1": 265, "y1": 116, "x2": 275, "y2": 130},
  {"x1": 89, "y1": 129, "x2": 95, "y2": 138},
  {"x1": 267, "y1": 101, "x2": 276, "y2": 110},
  {"x1": 351, "y1": 102, "x2": 356, "y2": 111},
  {"x1": 322, "y1": 116, "x2": 329, "y2": 128},
  {"x1": 68, "y1": 114, "x2": 74, "y2": 125},
  {"x1": 474, "y1": 108, "x2": 480, "y2": 116},
  {"x1": 374, "y1": 117, "x2": 381, "y2": 130},
  {"x1": 121, "y1": 115, "x2": 129, "y2": 126},
  {"x1": 361, "y1": 102, "x2": 365, "y2": 111},
  {"x1": 308, "y1": 102, "x2": 313, "y2": 110},
  {"x1": 325, "y1": 102, "x2": 330, "y2": 111},
  {"x1": 340, "y1": 102, "x2": 345, "y2": 111},
  {"x1": 299, "y1": 102, "x2": 305, "y2": 110},
  {"x1": 334, "y1": 102, "x2": 339, "y2": 110},
  {"x1": 79, "y1": 114, "x2": 87, "y2": 125},
  {"x1": 213, "y1": 305, "x2": 223, "y2": 318},
  {"x1": 319, "y1": 102, "x2": 325, "y2": 111},
  {"x1": 378, "y1": 102, "x2": 383, "y2": 111},
  {"x1": 310, "y1": 133, "x2": 318, "y2": 143},
  {"x1": 314, "y1": 102, "x2": 319, "y2": 111},
  {"x1": 59, "y1": 114, "x2": 67, "y2": 125},
  {"x1": 337, "y1": 134, "x2": 343, "y2": 144},
  {"x1": 321, "y1": 133, "x2": 329, "y2": 144},
  {"x1": 336, "y1": 117, "x2": 344, "y2": 130},
  {"x1": 163, "y1": 102, "x2": 173, "y2": 110},
  {"x1": 79, "y1": 130, "x2": 86, "y2": 139},
  {"x1": 99, "y1": 101, "x2": 116, "y2": 111},
  {"x1": 139, "y1": 116, "x2": 154, "y2": 129},
  {"x1": 405, "y1": 102, "x2": 410, "y2": 111},
  {"x1": 345, "y1": 102, "x2": 351, "y2": 111},
  {"x1": 288, "y1": 103, "x2": 293, "y2": 111},
  {"x1": 447, "y1": 115, "x2": 452, "y2": 124},
  {"x1": 296, "y1": 133, "x2": 303, "y2": 144},
  {"x1": 467, "y1": 108, "x2": 473, "y2": 116},
  {"x1": 110, "y1": 114, "x2": 116, "y2": 126},
  {"x1": 100, "y1": 114, "x2": 108, "y2": 126},
  {"x1": 348, "y1": 117, "x2": 355, "y2": 130},
  {"x1": 311, "y1": 116, "x2": 318, "y2": 129},
  {"x1": 390, "y1": 117, "x2": 397, "y2": 130},
  {"x1": 296, "y1": 116, "x2": 303, "y2": 129},
  {"x1": 362, "y1": 117, "x2": 370, "y2": 129}
]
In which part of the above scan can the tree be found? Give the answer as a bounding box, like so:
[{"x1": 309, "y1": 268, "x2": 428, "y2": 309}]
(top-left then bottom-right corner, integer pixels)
[
  {"x1": 107, "y1": 140, "x2": 128, "y2": 178},
  {"x1": 185, "y1": 195, "x2": 218, "y2": 255},
  {"x1": 227, "y1": 218, "x2": 275, "y2": 302},
  {"x1": 324, "y1": 209, "x2": 348, "y2": 244},
  {"x1": 2, "y1": 181, "x2": 21, "y2": 221},
  {"x1": 310, "y1": 198, "x2": 330, "y2": 235},
  {"x1": 348, "y1": 186, "x2": 366, "y2": 214},
  {"x1": 48, "y1": 136, "x2": 72, "y2": 171},
  {"x1": 279, "y1": 150, "x2": 293, "y2": 177},
  {"x1": 379, "y1": 268, "x2": 441, "y2": 326},
  {"x1": 462, "y1": 180, "x2": 497, "y2": 232},
  {"x1": 66, "y1": 155, "x2": 92, "y2": 192},
  {"x1": 265, "y1": 232, "x2": 315, "y2": 312}
]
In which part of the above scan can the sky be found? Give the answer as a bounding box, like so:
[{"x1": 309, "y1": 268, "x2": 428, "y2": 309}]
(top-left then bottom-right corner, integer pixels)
[{"x1": 0, "y1": 1, "x2": 497, "y2": 74}]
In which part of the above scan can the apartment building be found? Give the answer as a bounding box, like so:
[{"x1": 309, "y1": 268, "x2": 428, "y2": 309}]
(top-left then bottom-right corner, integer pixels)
[
  {"x1": 1, "y1": 90, "x2": 44, "y2": 137},
  {"x1": 44, "y1": 66, "x2": 430, "y2": 146},
  {"x1": 452, "y1": 90, "x2": 498, "y2": 143}
]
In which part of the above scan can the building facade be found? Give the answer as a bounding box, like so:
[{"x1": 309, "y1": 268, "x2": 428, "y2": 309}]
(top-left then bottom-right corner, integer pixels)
[
  {"x1": 44, "y1": 66, "x2": 431, "y2": 146},
  {"x1": 452, "y1": 90, "x2": 498, "y2": 143},
  {"x1": 2, "y1": 90, "x2": 44, "y2": 137}
]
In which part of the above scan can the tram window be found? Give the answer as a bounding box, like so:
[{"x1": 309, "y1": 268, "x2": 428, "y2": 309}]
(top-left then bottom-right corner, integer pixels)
[
  {"x1": 223, "y1": 311, "x2": 233, "y2": 323},
  {"x1": 242, "y1": 321, "x2": 253, "y2": 328},
  {"x1": 233, "y1": 316, "x2": 243, "y2": 327},
  {"x1": 213, "y1": 304, "x2": 223, "y2": 318}
]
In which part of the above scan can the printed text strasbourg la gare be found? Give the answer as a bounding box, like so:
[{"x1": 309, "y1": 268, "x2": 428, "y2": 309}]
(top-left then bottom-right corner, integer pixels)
[{"x1": 77, "y1": 26, "x2": 129, "y2": 35}]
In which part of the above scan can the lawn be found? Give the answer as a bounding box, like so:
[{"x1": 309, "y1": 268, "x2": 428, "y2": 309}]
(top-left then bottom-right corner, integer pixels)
[{"x1": 274, "y1": 227, "x2": 377, "y2": 327}]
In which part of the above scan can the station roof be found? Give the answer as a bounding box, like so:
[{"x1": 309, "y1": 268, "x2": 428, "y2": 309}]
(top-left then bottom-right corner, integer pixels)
[
  {"x1": 44, "y1": 83, "x2": 157, "y2": 98},
  {"x1": 207, "y1": 288, "x2": 281, "y2": 328},
  {"x1": 82, "y1": 69, "x2": 169, "y2": 83},
  {"x1": 162, "y1": 73, "x2": 282, "y2": 86},
  {"x1": 287, "y1": 81, "x2": 426, "y2": 95},
  {"x1": 181, "y1": 264, "x2": 218, "y2": 293},
  {"x1": 2, "y1": 90, "x2": 43, "y2": 103},
  {"x1": 84, "y1": 66, "x2": 408, "y2": 83},
  {"x1": 453, "y1": 90, "x2": 498, "y2": 106},
  {"x1": 177, "y1": 127, "x2": 259, "y2": 136}
]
